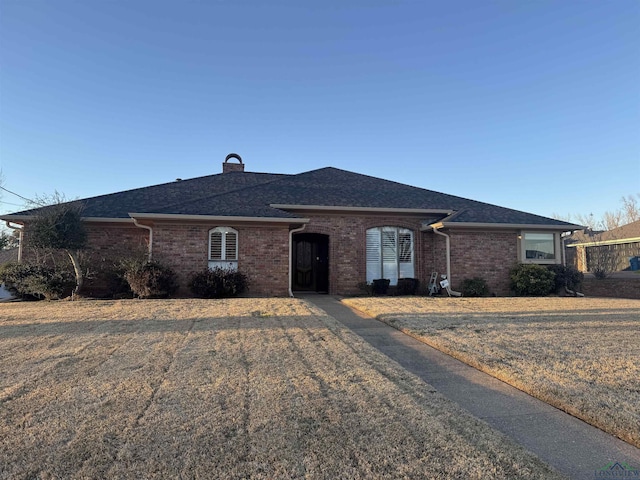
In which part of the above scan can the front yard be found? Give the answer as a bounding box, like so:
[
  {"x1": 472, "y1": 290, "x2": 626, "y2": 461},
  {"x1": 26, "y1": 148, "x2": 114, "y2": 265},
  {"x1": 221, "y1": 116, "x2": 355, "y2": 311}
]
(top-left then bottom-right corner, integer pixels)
[
  {"x1": 342, "y1": 296, "x2": 640, "y2": 449},
  {"x1": 0, "y1": 299, "x2": 560, "y2": 479}
]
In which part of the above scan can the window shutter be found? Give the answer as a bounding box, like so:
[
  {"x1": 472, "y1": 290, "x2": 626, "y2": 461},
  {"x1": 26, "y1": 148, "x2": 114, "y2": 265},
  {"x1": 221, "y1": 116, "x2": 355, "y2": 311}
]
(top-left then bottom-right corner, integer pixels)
[
  {"x1": 381, "y1": 228, "x2": 398, "y2": 284},
  {"x1": 398, "y1": 231, "x2": 412, "y2": 263},
  {"x1": 398, "y1": 229, "x2": 414, "y2": 279},
  {"x1": 366, "y1": 228, "x2": 381, "y2": 283},
  {"x1": 225, "y1": 231, "x2": 238, "y2": 261},
  {"x1": 366, "y1": 227, "x2": 413, "y2": 285},
  {"x1": 210, "y1": 232, "x2": 223, "y2": 260}
]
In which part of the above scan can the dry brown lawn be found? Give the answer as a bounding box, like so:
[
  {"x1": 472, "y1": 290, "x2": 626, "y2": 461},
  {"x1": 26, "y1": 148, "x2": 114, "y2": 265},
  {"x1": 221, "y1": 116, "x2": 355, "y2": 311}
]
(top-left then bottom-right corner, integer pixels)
[
  {"x1": 0, "y1": 299, "x2": 562, "y2": 479},
  {"x1": 342, "y1": 296, "x2": 640, "y2": 449}
]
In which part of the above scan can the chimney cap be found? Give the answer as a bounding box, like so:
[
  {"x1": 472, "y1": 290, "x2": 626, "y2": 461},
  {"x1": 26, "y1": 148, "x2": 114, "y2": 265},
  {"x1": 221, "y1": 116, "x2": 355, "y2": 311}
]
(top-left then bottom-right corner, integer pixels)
[
  {"x1": 225, "y1": 153, "x2": 243, "y2": 164},
  {"x1": 222, "y1": 153, "x2": 245, "y2": 173}
]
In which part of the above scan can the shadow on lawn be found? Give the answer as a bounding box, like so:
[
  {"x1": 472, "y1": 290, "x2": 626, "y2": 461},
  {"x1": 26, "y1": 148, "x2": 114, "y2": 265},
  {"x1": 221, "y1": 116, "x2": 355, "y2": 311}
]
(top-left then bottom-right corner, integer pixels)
[
  {"x1": 379, "y1": 311, "x2": 640, "y2": 325},
  {"x1": 0, "y1": 315, "x2": 334, "y2": 339}
]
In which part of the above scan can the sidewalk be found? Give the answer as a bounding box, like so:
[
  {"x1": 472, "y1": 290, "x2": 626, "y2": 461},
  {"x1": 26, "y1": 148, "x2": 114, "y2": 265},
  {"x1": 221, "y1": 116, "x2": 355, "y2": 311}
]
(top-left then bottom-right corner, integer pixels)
[{"x1": 301, "y1": 294, "x2": 640, "y2": 480}]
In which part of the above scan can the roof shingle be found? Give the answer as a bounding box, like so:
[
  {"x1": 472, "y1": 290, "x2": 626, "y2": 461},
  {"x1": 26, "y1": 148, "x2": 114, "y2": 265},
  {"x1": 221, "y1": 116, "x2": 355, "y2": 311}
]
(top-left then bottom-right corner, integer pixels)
[{"x1": 2, "y1": 166, "x2": 578, "y2": 228}]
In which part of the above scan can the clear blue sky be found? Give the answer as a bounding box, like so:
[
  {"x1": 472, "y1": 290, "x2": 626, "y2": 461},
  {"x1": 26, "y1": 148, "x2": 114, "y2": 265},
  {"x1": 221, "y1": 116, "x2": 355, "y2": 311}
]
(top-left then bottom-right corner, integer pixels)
[{"x1": 1, "y1": 0, "x2": 638, "y2": 221}]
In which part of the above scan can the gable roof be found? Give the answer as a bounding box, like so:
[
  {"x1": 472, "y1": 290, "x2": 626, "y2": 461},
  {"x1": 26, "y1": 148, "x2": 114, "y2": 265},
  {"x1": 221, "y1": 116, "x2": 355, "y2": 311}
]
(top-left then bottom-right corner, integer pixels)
[
  {"x1": 606, "y1": 219, "x2": 640, "y2": 241},
  {"x1": 567, "y1": 219, "x2": 640, "y2": 247},
  {"x1": 2, "y1": 166, "x2": 579, "y2": 229}
]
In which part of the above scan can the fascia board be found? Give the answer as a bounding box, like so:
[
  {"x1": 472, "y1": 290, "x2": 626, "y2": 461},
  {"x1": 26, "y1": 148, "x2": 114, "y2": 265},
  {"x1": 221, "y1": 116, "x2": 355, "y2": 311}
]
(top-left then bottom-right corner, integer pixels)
[
  {"x1": 1, "y1": 215, "x2": 134, "y2": 223},
  {"x1": 83, "y1": 217, "x2": 135, "y2": 223},
  {"x1": 0, "y1": 215, "x2": 30, "y2": 222},
  {"x1": 128, "y1": 213, "x2": 310, "y2": 224},
  {"x1": 567, "y1": 237, "x2": 640, "y2": 248},
  {"x1": 422, "y1": 222, "x2": 583, "y2": 231}
]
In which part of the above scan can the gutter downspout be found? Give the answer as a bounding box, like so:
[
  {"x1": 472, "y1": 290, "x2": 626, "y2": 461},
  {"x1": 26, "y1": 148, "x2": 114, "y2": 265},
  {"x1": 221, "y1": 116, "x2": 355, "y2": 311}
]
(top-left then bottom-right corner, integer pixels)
[
  {"x1": 132, "y1": 218, "x2": 153, "y2": 261},
  {"x1": 5, "y1": 222, "x2": 23, "y2": 262},
  {"x1": 288, "y1": 224, "x2": 307, "y2": 297},
  {"x1": 431, "y1": 226, "x2": 462, "y2": 296}
]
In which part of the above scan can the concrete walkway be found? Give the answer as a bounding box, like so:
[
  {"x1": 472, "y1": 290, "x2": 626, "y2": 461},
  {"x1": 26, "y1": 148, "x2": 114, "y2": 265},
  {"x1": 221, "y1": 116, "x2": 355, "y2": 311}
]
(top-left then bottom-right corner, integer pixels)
[{"x1": 301, "y1": 294, "x2": 640, "y2": 480}]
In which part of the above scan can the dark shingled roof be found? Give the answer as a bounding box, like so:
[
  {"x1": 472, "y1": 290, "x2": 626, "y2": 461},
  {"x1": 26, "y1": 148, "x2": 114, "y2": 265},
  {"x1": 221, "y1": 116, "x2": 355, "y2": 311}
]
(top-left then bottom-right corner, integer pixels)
[
  {"x1": 567, "y1": 219, "x2": 640, "y2": 245},
  {"x1": 2, "y1": 166, "x2": 577, "y2": 228}
]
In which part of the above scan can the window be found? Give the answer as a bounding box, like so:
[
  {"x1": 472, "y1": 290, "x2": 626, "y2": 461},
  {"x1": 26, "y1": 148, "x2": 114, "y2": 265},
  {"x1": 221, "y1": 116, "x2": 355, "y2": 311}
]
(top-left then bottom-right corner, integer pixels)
[
  {"x1": 522, "y1": 232, "x2": 558, "y2": 263},
  {"x1": 209, "y1": 227, "x2": 238, "y2": 270},
  {"x1": 366, "y1": 227, "x2": 414, "y2": 285}
]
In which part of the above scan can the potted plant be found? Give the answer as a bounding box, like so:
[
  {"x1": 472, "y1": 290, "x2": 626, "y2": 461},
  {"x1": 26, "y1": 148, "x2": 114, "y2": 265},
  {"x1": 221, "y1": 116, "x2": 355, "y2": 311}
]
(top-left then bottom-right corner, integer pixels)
[{"x1": 372, "y1": 278, "x2": 390, "y2": 295}]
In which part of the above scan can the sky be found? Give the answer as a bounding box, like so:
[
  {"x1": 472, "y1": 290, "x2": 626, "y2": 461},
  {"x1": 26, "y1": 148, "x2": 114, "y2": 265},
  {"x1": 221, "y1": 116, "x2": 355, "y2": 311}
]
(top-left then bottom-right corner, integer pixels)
[{"x1": 0, "y1": 0, "x2": 638, "y2": 222}]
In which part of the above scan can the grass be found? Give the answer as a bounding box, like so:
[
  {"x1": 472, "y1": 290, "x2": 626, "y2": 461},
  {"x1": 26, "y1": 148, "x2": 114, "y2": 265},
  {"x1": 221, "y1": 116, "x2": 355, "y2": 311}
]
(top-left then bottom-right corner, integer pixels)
[
  {"x1": 0, "y1": 298, "x2": 562, "y2": 479},
  {"x1": 342, "y1": 296, "x2": 640, "y2": 449}
]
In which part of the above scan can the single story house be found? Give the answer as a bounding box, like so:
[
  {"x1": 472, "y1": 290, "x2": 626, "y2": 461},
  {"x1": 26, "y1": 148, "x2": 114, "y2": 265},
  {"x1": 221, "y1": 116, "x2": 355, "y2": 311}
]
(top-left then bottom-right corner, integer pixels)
[
  {"x1": 566, "y1": 220, "x2": 640, "y2": 273},
  {"x1": 2, "y1": 154, "x2": 580, "y2": 296}
]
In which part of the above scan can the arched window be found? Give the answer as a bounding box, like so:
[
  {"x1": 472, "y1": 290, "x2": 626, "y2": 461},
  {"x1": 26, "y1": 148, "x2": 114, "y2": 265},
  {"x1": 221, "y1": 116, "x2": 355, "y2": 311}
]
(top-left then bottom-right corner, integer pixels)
[
  {"x1": 209, "y1": 227, "x2": 238, "y2": 270},
  {"x1": 366, "y1": 227, "x2": 414, "y2": 285}
]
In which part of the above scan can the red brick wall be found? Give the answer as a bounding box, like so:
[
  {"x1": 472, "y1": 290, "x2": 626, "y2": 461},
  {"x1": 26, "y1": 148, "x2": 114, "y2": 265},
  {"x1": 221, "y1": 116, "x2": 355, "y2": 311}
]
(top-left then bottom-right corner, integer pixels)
[
  {"x1": 18, "y1": 219, "x2": 523, "y2": 297},
  {"x1": 20, "y1": 222, "x2": 148, "y2": 264},
  {"x1": 581, "y1": 277, "x2": 640, "y2": 299},
  {"x1": 22, "y1": 221, "x2": 291, "y2": 296},
  {"x1": 151, "y1": 223, "x2": 290, "y2": 296},
  {"x1": 239, "y1": 227, "x2": 289, "y2": 296},
  {"x1": 448, "y1": 230, "x2": 518, "y2": 296},
  {"x1": 302, "y1": 215, "x2": 434, "y2": 295},
  {"x1": 85, "y1": 223, "x2": 149, "y2": 258}
]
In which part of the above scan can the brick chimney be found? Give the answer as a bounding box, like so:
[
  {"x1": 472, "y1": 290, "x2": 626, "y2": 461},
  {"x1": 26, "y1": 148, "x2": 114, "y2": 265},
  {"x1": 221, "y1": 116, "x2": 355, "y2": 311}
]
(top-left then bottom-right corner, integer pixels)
[{"x1": 223, "y1": 153, "x2": 244, "y2": 173}]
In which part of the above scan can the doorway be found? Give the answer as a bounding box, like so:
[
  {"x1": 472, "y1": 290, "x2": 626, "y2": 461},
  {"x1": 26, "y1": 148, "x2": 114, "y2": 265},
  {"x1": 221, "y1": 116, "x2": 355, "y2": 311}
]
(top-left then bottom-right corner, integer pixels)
[{"x1": 292, "y1": 233, "x2": 329, "y2": 293}]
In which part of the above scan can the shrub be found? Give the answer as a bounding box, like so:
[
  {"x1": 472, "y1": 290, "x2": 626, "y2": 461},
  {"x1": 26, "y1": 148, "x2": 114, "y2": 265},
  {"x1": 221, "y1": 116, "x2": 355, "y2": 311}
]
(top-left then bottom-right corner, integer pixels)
[
  {"x1": 460, "y1": 277, "x2": 490, "y2": 297},
  {"x1": 396, "y1": 278, "x2": 420, "y2": 296},
  {"x1": 124, "y1": 260, "x2": 178, "y2": 299},
  {"x1": 371, "y1": 278, "x2": 390, "y2": 296},
  {"x1": 188, "y1": 267, "x2": 248, "y2": 298},
  {"x1": 82, "y1": 267, "x2": 133, "y2": 299},
  {"x1": 509, "y1": 264, "x2": 556, "y2": 296},
  {"x1": 0, "y1": 262, "x2": 75, "y2": 300},
  {"x1": 546, "y1": 264, "x2": 584, "y2": 293}
]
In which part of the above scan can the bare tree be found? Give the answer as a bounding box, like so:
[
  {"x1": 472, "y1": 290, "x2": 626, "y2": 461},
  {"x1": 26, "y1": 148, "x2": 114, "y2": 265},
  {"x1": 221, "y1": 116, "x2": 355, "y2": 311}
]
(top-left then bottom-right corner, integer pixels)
[
  {"x1": 586, "y1": 233, "x2": 620, "y2": 279},
  {"x1": 27, "y1": 193, "x2": 87, "y2": 296},
  {"x1": 621, "y1": 194, "x2": 640, "y2": 223},
  {"x1": 556, "y1": 194, "x2": 640, "y2": 231}
]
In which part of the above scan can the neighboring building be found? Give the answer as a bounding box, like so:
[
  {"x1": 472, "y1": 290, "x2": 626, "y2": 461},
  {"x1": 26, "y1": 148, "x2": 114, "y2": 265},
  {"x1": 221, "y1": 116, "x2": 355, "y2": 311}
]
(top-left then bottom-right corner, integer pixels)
[
  {"x1": 1, "y1": 155, "x2": 580, "y2": 296},
  {"x1": 566, "y1": 220, "x2": 640, "y2": 273}
]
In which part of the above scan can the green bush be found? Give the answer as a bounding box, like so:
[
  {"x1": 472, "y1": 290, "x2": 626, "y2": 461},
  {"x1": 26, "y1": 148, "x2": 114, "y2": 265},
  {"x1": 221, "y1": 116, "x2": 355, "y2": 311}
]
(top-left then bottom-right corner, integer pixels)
[
  {"x1": 0, "y1": 262, "x2": 75, "y2": 300},
  {"x1": 124, "y1": 261, "x2": 178, "y2": 299},
  {"x1": 188, "y1": 267, "x2": 248, "y2": 298},
  {"x1": 396, "y1": 278, "x2": 420, "y2": 296},
  {"x1": 460, "y1": 277, "x2": 490, "y2": 297},
  {"x1": 509, "y1": 264, "x2": 556, "y2": 296},
  {"x1": 546, "y1": 264, "x2": 584, "y2": 293}
]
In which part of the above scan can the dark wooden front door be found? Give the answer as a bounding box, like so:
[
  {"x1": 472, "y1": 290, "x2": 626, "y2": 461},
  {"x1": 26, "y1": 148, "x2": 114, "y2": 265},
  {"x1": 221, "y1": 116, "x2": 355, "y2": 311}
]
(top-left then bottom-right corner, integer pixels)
[{"x1": 293, "y1": 234, "x2": 329, "y2": 292}]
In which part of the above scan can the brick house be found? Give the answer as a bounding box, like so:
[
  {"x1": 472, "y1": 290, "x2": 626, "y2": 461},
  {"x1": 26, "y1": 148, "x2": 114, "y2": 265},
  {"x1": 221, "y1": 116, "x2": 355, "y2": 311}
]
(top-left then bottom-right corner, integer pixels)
[
  {"x1": 2, "y1": 154, "x2": 580, "y2": 296},
  {"x1": 565, "y1": 220, "x2": 640, "y2": 273}
]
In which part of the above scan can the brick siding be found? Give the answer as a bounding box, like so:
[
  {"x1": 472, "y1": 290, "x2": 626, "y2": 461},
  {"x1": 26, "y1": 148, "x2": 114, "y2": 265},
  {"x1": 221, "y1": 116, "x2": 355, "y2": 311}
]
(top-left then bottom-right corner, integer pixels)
[
  {"x1": 448, "y1": 230, "x2": 518, "y2": 296},
  {"x1": 18, "y1": 218, "x2": 523, "y2": 297},
  {"x1": 302, "y1": 214, "x2": 431, "y2": 295},
  {"x1": 152, "y1": 223, "x2": 290, "y2": 296},
  {"x1": 581, "y1": 277, "x2": 640, "y2": 299}
]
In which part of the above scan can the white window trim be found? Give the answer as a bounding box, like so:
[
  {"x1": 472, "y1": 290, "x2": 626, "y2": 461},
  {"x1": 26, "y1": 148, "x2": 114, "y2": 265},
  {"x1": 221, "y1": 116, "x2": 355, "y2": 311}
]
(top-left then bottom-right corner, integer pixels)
[
  {"x1": 208, "y1": 226, "x2": 238, "y2": 270},
  {"x1": 519, "y1": 231, "x2": 561, "y2": 265},
  {"x1": 366, "y1": 226, "x2": 415, "y2": 285}
]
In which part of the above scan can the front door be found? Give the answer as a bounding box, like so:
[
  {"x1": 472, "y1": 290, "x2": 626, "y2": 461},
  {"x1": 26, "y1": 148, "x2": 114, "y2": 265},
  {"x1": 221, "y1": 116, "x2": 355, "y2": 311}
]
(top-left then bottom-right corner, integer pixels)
[{"x1": 293, "y1": 233, "x2": 329, "y2": 292}]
